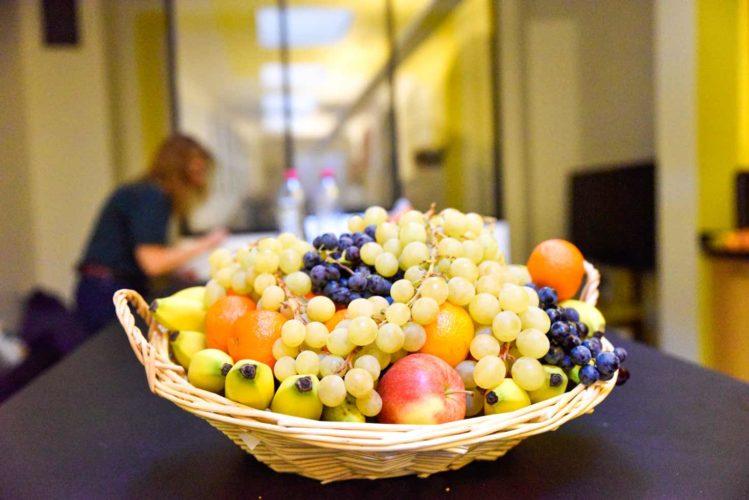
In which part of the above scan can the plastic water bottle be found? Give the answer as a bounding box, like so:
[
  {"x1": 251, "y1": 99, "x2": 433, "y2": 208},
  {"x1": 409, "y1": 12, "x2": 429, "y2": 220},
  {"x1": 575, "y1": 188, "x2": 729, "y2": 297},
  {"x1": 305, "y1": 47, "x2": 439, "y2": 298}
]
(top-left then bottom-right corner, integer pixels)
[
  {"x1": 314, "y1": 168, "x2": 340, "y2": 233},
  {"x1": 276, "y1": 168, "x2": 306, "y2": 237}
]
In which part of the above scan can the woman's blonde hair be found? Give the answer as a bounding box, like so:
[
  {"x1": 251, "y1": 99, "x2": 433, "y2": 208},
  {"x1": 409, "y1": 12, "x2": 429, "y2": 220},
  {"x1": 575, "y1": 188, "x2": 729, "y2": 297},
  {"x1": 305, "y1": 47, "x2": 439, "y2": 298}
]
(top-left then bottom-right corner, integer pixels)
[{"x1": 143, "y1": 134, "x2": 213, "y2": 217}]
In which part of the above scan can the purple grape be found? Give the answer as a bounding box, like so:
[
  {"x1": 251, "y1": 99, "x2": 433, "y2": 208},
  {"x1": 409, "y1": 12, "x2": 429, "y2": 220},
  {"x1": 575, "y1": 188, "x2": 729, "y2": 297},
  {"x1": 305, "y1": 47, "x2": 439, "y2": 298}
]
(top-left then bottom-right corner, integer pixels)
[
  {"x1": 546, "y1": 308, "x2": 562, "y2": 323},
  {"x1": 579, "y1": 365, "x2": 600, "y2": 386},
  {"x1": 570, "y1": 345, "x2": 592, "y2": 365},
  {"x1": 310, "y1": 265, "x2": 327, "y2": 287},
  {"x1": 345, "y1": 246, "x2": 360, "y2": 263},
  {"x1": 563, "y1": 308, "x2": 580, "y2": 322},
  {"x1": 544, "y1": 345, "x2": 565, "y2": 365},
  {"x1": 323, "y1": 281, "x2": 339, "y2": 297},
  {"x1": 575, "y1": 321, "x2": 589, "y2": 337},
  {"x1": 320, "y1": 233, "x2": 338, "y2": 250},
  {"x1": 325, "y1": 265, "x2": 340, "y2": 281},
  {"x1": 364, "y1": 225, "x2": 377, "y2": 239},
  {"x1": 595, "y1": 352, "x2": 620, "y2": 376},
  {"x1": 564, "y1": 334, "x2": 582, "y2": 350},
  {"x1": 582, "y1": 337, "x2": 602, "y2": 357},
  {"x1": 303, "y1": 251, "x2": 321, "y2": 270},
  {"x1": 613, "y1": 347, "x2": 628, "y2": 363},
  {"x1": 538, "y1": 286, "x2": 558, "y2": 306},
  {"x1": 312, "y1": 235, "x2": 323, "y2": 249},
  {"x1": 616, "y1": 367, "x2": 630, "y2": 385},
  {"x1": 338, "y1": 236, "x2": 354, "y2": 249},
  {"x1": 559, "y1": 356, "x2": 573, "y2": 370},
  {"x1": 349, "y1": 273, "x2": 367, "y2": 292}
]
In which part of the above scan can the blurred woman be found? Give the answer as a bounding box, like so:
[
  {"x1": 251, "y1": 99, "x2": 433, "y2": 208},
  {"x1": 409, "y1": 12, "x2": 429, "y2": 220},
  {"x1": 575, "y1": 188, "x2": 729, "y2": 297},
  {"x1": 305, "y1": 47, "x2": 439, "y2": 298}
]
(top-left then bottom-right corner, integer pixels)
[{"x1": 75, "y1": 134, "x2": 226, "y2": 334}]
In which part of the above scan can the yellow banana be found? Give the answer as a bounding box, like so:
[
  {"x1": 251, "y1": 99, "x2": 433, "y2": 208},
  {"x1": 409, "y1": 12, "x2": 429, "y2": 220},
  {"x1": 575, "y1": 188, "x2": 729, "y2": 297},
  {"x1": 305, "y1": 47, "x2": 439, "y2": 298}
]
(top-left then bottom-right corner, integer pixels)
[
  {"x1": 171, "y1": 286, "x2": 206, "y2": 306},
  {"x1": 150, "y1": 296, "x2": 206, "y2": 332}
]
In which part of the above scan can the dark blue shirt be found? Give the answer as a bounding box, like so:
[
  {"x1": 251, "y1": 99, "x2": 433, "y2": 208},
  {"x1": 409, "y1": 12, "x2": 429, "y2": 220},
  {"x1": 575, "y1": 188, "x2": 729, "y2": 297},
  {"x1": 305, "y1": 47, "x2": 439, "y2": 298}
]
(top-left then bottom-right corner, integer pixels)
[{"x1": 80, "y1": 181, "x2": 172, "y2": 287}]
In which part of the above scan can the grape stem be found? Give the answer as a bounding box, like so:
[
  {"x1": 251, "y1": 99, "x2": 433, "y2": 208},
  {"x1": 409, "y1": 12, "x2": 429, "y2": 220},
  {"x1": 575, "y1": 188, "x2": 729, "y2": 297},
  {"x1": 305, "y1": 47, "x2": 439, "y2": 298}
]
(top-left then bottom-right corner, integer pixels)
[{"x1": 274, "y1": 272, "x2": 308, "y2": 323}]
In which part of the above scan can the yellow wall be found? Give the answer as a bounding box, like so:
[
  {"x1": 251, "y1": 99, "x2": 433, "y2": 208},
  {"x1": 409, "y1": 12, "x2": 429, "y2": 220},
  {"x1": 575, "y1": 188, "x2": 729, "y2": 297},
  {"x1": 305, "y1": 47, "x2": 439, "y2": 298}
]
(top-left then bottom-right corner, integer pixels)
[{"x1": 697, "y1": 0, "x2": 748, "y2": 367}]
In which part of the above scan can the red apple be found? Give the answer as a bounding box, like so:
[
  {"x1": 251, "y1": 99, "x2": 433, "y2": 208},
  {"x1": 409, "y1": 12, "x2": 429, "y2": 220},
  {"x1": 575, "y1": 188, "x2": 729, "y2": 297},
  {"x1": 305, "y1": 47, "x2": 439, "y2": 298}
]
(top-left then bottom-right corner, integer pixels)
[{"x1": 378, "y1": 353, "x2": 466, "y2": 425}]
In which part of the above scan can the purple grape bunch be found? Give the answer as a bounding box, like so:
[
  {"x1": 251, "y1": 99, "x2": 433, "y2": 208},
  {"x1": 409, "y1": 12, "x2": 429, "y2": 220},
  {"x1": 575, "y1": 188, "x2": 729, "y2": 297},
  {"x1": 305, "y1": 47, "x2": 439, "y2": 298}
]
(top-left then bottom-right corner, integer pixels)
[
  {"x1": 537, "y1": 286, "x2": 630, "y2": 386},
  {"x1": 303, "y1": 226, "x2": 399, "y2": 305}
]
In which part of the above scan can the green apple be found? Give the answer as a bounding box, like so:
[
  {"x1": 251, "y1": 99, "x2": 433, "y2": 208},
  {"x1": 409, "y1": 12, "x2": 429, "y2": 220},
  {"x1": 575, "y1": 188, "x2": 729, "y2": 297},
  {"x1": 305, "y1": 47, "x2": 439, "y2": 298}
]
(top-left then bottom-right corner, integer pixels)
[
  {"x1": 484, "y1": 379, "x2": 531, "y2": 414},
  {"x1": 170, "y1": 330, "x2": 206, "y2": 370},
  {"x1": 187, "y1": 349, "x2": 233, "y2": 393},
  {"x1": 529, "y1": 365, "x2": 568, "y2": 403},
  {"x1": 225, "y1": 360, "x2": 274, "y2": 410},
  {"x1": 560, "y1": 299, "x2": 606, "y2": 335}
]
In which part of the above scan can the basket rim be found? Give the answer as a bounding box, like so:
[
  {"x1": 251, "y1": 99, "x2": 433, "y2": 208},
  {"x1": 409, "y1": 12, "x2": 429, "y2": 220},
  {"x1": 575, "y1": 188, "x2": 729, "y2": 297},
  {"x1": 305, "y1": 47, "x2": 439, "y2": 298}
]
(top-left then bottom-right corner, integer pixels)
[{"x1": 112, "y1": 261, "x2": 615, "y2": 451}]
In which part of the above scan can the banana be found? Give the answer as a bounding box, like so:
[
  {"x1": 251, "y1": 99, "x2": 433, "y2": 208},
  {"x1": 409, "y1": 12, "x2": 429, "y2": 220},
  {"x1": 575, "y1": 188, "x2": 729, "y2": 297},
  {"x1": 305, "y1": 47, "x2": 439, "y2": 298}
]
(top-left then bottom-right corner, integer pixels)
[
  {"x1": 172, "y1": 286, "x2": 207, "y2": 305},
  {"x1": 322, "y1": 397, "x2": 365, "y2": 423},
  {"x1": 270, "y1": 375, "x2": 323, "y2": 420},
  {"x1": 150, "y1": 295, "x2": 206, "y2": 332}
]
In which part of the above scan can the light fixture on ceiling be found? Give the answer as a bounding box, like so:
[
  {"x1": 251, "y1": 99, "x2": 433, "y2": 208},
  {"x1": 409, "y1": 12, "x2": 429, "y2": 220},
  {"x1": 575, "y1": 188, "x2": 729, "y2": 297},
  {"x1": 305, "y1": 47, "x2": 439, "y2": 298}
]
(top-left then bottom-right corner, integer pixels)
[{"x1": 256, "y1": 7, "x2": 353, "y2": 48}]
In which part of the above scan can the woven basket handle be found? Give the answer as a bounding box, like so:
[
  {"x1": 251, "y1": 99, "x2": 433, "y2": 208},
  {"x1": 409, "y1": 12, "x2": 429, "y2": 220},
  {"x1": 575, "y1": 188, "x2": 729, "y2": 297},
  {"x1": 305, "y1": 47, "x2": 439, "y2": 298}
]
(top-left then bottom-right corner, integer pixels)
[
  {"x1": 113, "y1": 289, "x2": 184, "y2": 392},
  {"x1": 579, "y1": 261, "x2": 600, "y2": 306}
]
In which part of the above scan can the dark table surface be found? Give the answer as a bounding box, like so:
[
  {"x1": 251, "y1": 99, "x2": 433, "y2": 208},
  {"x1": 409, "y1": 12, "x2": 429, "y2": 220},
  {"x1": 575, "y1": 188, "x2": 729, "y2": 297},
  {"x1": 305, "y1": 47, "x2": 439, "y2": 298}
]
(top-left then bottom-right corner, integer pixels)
[{"x1": 1, "y1": 324, "x2": 748, "y2": 499}]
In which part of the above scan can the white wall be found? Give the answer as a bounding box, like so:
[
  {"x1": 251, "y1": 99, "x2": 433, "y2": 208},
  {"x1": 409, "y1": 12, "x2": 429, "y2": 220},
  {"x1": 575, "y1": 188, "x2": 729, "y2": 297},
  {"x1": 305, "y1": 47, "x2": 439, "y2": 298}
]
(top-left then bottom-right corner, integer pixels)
[
  {"x1": 501, "y1": 0, "x2": 655, "y2": 260},
  {"x1": 654, "y1": 0, "x2": 699, "y2": 361},
  {"x1": 0, "y1": 1, "x2": 116, "y2": 315},
  {"x1": 0, "y1": 1, "x2": 35, "y2": 327}
]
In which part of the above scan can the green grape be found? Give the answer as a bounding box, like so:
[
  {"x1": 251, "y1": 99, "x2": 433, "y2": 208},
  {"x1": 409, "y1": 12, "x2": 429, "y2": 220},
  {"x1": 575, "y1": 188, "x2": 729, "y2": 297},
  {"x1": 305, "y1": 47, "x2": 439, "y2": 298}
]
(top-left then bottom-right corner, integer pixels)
[
  {"x1": 404, "y1": 266, "x2": 427, "y2": 284},
  {"x1": 473, "y1": 355, "x2": 507, "y2": 389},
  {"x1": 465, "y1": 212, "x2": 485, "y2": 235},
  {"x1": 524, "y1": 286, "x2": 540, "y2": 308},
  {"x1": 284, "y1": 271, "x2": 312, "y2": 296},
  {"x1": 294, "y1": 240, "x2": 313, "y2": 256},
  {"x1": 326, "y1": 328, "x2": 355, "y2": 356},
  {"x1": 437, "y1": 237, "x2": 463, "y2": 258},
  {"x1": 499, "y1": 284, "x2": 530, "y2": 313},
  {"x1": 476, "y1": 274, "x2": 502, "y2": 297},
  {"x1": 519, "y1": 306, "x2": 550, "y2": 333},
  {"x1": 368, "y1": 296, "x2": 389, "y2": 320},
  {"x1": 272, "y1": 337, "x2": 299, "y2": 360},
  {"x1": 279, "y1": 248, "x2": 302, "y2": 274},
  {"x1": 356, "y1": 343, "x2": 391, "y2": 369},
  {"x1": 364, "y1": 206, "x2": 388, "y2": 226},
  {"x1": 258, "y1": 237, "x2": 282, "y2": 253},
  {"x1": 511, "y1": 357, "x2": 546, "y2": 391},
  {"x1": 398, "y1": 210, "x2": 424, "y2": 226},
  {"x1": 344, "y1": 368, "x2": 374, "y2": 398},
  {"x1": 277, "y1": 231, "x2": 298, "y2": 248},
  {"x1": 515, "y1": 329, "x2": 550, "y2": 359},
  {"x1": 383, "y1": 238, "x2": 402, "y2": 257},
  {"x1": 447, "y1": 277, "x2": 476, "y2": 306},
  {"x1": 375, "y1": 252, "x2": 399, "y2": 277},
  {"x1": 462, "y1": 240, "x2": 484, "y2": 264},
  {"x1": 375, "y1": 221, "x2": 399, "y2": 244},
  {"x1": 348, "y1": 215, "x2": 366, "y2": 233},
  {"x1": 475, "y1": 325, "x2": 494, "y2": 336},
  {"x1": 478, "y1": 232, "x2": 501, "y2": 261},
  {"x1": 375, "y1": 323, "x2": 405, "y2": 353},
  {"x1": 230, "y1": 270, "x2": 251, "y2": 295},
  {"x1": 360, "y1": 242, "x2": 384, "y2": 265},
  {"x1": 399, "y1": 242, "x2": 430, "y2": 270},
  {"x1": 273, "y1": 355, "x2": 297, "y2": 381},
  {"x1": 307, "y1": 296, "x2": 335, "y2": 322},
  {"x1": 385, "y1": 303, "x2": 411, "y2": 325},
  {"x1": 443, "y1": 209, "x2": 467, "y2": 237},
  {"x1": 347, "y1": 298, "x2": 374, "y2": 318},
  {"x1": 419, "y1": 276, "x2": 449, "y2": 304},
  {"x1": 399, "y1": 222, "x2": 427, "y2": 244},
  {"x1": 450, "y1": 258, "x2": 479, "y2": 283},
  {"x1": 436, "y1": 258, "x2": 452, "y2": 274},
  {"x1": 347, "y1": 316, "x2": 378, "y2": 345},
  {"x1": 319, "y1": 355, "x2": 346, "y2": 377},
  {"x1": 507, "y1": 265, "x2": 532, "y2": 285},
  {"x1": 478, "y1": 260, "x2": 503, "y2": 277},
  {"x1": 295, "y1": 350, "x2": 320, "y2": 376},
  {"x1": 492, "y1": 310, "x2": 522, "y2": 342},
  {"x1": 411, "y1": 297, "x2": 439, "y2": 325},
  {"x1": 255, "y1": 249, "x2": 280, "y2": 273},
  {"x1": 354, "y1": 354, "x2": 381, "y2": 380},
  {"x1": 253, "y1": 273, "x2": 276, "y2": 295},
  {"x1": 468, "y1": 293, "x2": 500, "y2": 325},
  {"x1": 209, "y1": 248, "x2": 233, "y2": 274},
  {"x1": 456, "y1": 360, "x2": 477, "y2": 389},
  {"x1": 215, "y1": 265, "x2": 236, "y2": 289},
  {"x1": 391, "y1": 279, "x2": 415, "y2": 303},
  {"x1": 356, "y1": 390, "x2": 382, "y2": 417},
  {"x1": 304, "y1": 322, "x2": 329, "y2": 349},
  {"x1": 236, "y1": 246, "x2": 256, "y2": 270},
  {"x1": 470, "y1": 334, "x2": 501, "y2": 359},
  {"x1": 281, "y1": 319, "x2": 306, "y2": 347},
  {"x1": 261, "y1": 285, "x2": 285, "y2": 311},
  {"x1": 391, "y1": 349, "x2": 408, "y2": 363},
  {"x1": 204, "y1": 279, "x2": 226, "y2": 308},
  {"x1": 318, "y1": 375, "x2": 347, "y2": 407},
  {"x1": 402, "y1": 322, "x2": 427, "y2": 351}
]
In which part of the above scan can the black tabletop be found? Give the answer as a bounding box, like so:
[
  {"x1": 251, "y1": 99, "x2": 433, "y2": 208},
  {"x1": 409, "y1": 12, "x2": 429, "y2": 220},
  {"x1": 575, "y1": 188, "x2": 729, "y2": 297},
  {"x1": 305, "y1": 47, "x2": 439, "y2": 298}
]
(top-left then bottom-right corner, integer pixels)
[{"x1": 1, "y1": 324, "x2": 747, "y2": 499}]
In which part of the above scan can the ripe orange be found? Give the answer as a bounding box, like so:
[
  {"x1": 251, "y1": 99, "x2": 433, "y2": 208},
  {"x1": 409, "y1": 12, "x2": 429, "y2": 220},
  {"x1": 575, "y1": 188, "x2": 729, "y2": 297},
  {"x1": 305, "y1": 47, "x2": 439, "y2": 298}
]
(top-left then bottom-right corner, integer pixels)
[
  {"x1": 325, "y1": 309, "x2": 348, "y2": 331},
  {"x1": 228, "y1": 310, "x2": 285, "y2": 367},
  {"x1": 526, "y1": 239, "x2": 584, "y2": 301},
  {"x1": 420, "y1": 303, "x2": 475, "y2": 367},
  {"x1": 205, "y1": 296, "x2": 256, "y2": 352}
]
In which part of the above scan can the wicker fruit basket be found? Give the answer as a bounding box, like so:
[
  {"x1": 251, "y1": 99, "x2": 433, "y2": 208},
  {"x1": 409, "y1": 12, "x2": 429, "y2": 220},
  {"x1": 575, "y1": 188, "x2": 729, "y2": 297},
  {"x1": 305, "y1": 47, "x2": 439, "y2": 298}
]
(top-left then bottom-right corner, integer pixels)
[{"x1": 113, "y1": 261, "x2": 615, "y2": 483}]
